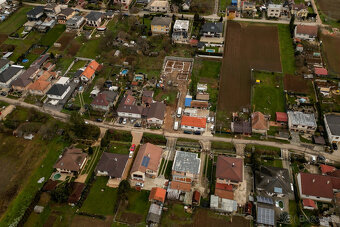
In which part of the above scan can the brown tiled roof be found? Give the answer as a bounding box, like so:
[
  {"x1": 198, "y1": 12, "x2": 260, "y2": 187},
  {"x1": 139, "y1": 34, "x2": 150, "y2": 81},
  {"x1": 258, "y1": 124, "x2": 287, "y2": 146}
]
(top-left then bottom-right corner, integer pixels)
[
  {"x1": 299, "y1": 172, "x2": 334, "y2": 199},
  {"x1": 28, "y1": 80, "x2": 51, "y2": 92},
  {"x1": 53, "y1": 148, "x2": 87, "y2": 172},
  {"x1": 149, "y1": 187, "x2": 166, "y2": 203},
  {"x1": 131, "y1": 143, "x2": 162, "y2": 173},
  {"x1": 190, "y1": 100, "x2": 209, "y2": 108},
  {"x1": 95, "y1": 152, "x2": 128, "y2": 178},
  {"x1": 296, "y1": 25, "x2": 318, "y2": 37},
  {"x1": 216, "y1": 156, "x2": 243, "y2": 182},
  {"x1": 170, "y1": 181, "x2": 191, "y2": 192},
  {"x1": 215, "y1": 188, "x2": 234, "y2": 200},
  {"x1": 181, "y1": 116, "x2": 206, "y2": 128},
  {"x1": 147, "y1": 102, "x2": 166, "y2": 121},
  {"x1": 252, "y1": 112, "x2": 268, "y2": 130}
]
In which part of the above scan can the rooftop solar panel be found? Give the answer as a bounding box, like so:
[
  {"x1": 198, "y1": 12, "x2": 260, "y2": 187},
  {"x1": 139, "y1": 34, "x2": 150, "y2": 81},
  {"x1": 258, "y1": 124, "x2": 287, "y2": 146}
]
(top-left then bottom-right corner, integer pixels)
[
  {"x1": 142, "y1": 156, "x2": 150, "y2": 167},
  {"x1": 257, "y1": 196, "x2": 274, "y2": 205},
  {"x1": 257, "y1": 206, "x2": 275, "y2": 226}
]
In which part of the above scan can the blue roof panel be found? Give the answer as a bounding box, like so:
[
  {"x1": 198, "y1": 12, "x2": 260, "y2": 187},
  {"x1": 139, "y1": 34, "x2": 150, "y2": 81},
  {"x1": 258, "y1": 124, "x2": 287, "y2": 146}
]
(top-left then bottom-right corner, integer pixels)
[{"x1": 142, "y1": 156, "x2": 150, "y2": 167}]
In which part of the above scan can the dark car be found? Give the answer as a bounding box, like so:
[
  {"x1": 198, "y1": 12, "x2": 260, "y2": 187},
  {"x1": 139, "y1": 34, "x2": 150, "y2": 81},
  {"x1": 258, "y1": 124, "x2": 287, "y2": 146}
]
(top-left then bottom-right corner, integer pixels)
[
  {"x1": 119, "y1": 117, "x2": 124, "y2": 124},
  {"x1": 332, "y1": 143, "x2": 338, "y2": 151},
  {"x1": 96, "y1": 118, "x2": 103, "y2": 122},
  {"x1": 183, "y1": 131, "x2": 193, "y2": 134},
  {"x1": 134, "y1": 123, "x2": 141, "y2": 127},
  {"x1": 194, "y1": 131, "x2": 201, "y2": 135},
  {"x1": 0, "y1": 91, "x2": 7, "y2": 96}
]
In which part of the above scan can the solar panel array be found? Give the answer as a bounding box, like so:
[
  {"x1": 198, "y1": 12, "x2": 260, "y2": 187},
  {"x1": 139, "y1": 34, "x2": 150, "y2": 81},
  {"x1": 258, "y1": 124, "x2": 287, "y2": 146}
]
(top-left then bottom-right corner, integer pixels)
[
  {"x1": 274, "y1": 187, "x2": 283, "y2": 194},
  {"x1": 142, "y1": 156, "x2": 150, "y2": 167},
  {"x1": 257, "y1": 196, "x2": 274, "y2": 205},
  {"x1": 257, "y1": 206, "x2": 275, "y2": 226}
]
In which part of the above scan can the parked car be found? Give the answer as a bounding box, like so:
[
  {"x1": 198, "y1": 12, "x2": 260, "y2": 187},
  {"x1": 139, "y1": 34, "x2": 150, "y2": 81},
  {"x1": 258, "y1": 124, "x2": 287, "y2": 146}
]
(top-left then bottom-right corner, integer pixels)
[
  {"x1": 194, "y1": 131, "x2": 201, "y2": 135},
  {"x1": 130, "y1": 144, "x2": 136, "y2": 152},
  {"x1": 85, "y1": 121, "x2": 89, "y2": 124},
  {"x1": 96, "y1": 118, "x2": 103, "y2": 122},
  {"x1": 122, "y1": 118, "x2": 127, "y2": 125},
  {"x1": 134, "y1": 122, "x2": 141, "y2": 127},
  {"x1": 333, "y1": 143, "x2": 338, "y2": 150},
  {"x1": 183, "y1": 130, "x2": 193, "y2": 134},
  {"x1": 129, "y1": 151, "x2": 133, "y2": 158},
  {"x1": 0, "y1": 91, "x2": 7, "y2": 96},
  {"x1": 136, "y1": 182, "x2": 144, "y2": 187},
  {"x1": 119, "y1": 117, "x2": 124, "y2": 124}
]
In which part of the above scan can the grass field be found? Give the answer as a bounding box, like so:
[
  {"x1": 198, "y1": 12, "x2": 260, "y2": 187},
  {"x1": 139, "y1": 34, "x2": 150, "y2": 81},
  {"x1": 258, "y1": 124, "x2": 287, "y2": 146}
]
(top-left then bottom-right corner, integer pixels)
[
  {"x1": 252, "y1": 71, "x2": 285, "y2": 120},
  {"x1": 80, "y1": 177, "x2": 118, "y2": 215},
  {"x1": 261, "y1": 159, "x2": 283, "y2": 168},
  {"x1": 277, "y1": 24, "x2": 296, "y2": 74},
  {"x1": 39, "y1": 24, "x2": 66, "y2": 47},
  {"x1": 0, "y1": 135, "x2": 69, "y2": 226},
  {"x1": 76, "y1": 37, "x2": 101, "y2": 59},
  {"x1": 109, "y1": 141, "x2": 130, "y2": 154},
  {"x1": 161, "y1": 203, "x2": 192, "y2": 226},
  {"x1": 220, "y1": 0, "x2": 231, "y2": 12},
  {"x1": 0, "y1": 7, "x2": 33, "y2": 35}
]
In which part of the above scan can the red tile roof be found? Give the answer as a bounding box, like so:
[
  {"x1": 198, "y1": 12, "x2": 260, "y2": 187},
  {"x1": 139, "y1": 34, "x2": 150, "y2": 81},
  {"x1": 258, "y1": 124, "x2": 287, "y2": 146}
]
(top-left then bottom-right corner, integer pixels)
[
  {"x1": 81, "y1": 60, "x2": 100, "y2": 79},
  {"x1": 252, "y1": 112, "x2": 268, "y2": 130},
  {"x1": 276, "y1": 112, "x2": 288, "y2": 122},
  {"x1": 149, "y1": 187, "x2": 166, "y2": 203},
  {"x1": 320, "y1": 164, "x2": 336, "y2": 174},
  {"x1": 216, "y1": 156, "x2": 243, "y2": 182},
  {"x1": 302, "y1": 199, "x2": 316, "y2": 208},
  {"x1": 296, "y1": 25, "x2": 318, "y2": 36},
  {"x1": 215, "y1": 183, "x2": 233, "y2": 191},
  {"x1": 215, "y1": 189, "x2": 234, "y2": 200},
  {"x1": 170, "y1": 181, "x2": 191, "y2": 192},
  {"x1": 314, "y1": 67, "x2": 328, "y2": 76},
  {"x1": 91, "y1": 93, "x2": 109, "y2": 106},
  {"x1": 181, "y1": 116, "x2": 206, "y2": 128},
  {"x1": 299, "y1": 172, "x2": 334, "y2": 199}
]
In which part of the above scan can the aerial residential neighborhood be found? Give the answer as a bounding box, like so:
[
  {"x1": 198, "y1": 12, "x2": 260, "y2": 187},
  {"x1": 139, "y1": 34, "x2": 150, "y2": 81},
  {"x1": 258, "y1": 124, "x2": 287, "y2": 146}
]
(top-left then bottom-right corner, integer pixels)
[{"x1": 0, "y1": 0, "x2": 340, "y2": 226}]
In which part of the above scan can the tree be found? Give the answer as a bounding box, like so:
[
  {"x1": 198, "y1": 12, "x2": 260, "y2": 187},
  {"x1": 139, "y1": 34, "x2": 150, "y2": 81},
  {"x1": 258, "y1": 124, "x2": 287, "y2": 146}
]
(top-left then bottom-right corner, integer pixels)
[
  {"x1": 88, "y1": 146, "x2": 94, "y2": 155},
  {"x1": 289, "y1": 14, "x2": 295, "y2": 38},
  {"x1": 171, "y1": 0, "x2": 184, "y2": 7},
  {"x1": 219, "y1": 16, "x2": 223, "y2": 22},
  {"x1": 118, "y1": 180, "x2": 130, "y2": 200},
  {"x1": 51, "y1": 184, "x2": 70, "y2": 203}
]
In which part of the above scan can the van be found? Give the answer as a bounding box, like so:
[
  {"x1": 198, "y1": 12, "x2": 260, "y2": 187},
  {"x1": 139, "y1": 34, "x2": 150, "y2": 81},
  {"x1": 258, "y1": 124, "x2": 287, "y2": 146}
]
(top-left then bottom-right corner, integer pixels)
[
  {"x1": 174, "y1": 121, "x2": 179, "y2": 130},
  {"x1": 177, "y1": 107, "x2": 182, "y2": 118}
]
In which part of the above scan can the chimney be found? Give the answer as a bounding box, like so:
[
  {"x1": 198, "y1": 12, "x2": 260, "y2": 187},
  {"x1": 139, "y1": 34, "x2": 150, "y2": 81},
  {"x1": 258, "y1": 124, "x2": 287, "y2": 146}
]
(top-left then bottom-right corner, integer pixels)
[{"x1": 312, "y1": 178, "x2": 315, "y2": 183}]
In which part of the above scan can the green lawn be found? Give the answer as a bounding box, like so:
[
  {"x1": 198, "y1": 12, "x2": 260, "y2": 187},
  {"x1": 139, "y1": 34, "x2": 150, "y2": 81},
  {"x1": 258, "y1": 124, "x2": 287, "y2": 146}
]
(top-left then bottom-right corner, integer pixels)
[
  {"x1": 0, "y1": 136, "x2": 69, "y2": 226},
  {"x1": 39, "y1": 24, "x2": 66, "y2": 46},
  {"x1": 0, "y1": 6, "x2": 33, "y2": 35},
  {"x1": 261, "y1": 159, "x2": 283, "y2": 168},
  {"x1": 211, "y1": 141, "x2": 234, "y2": 150},
  {"x1": 109, "y1": 141, "x2": 130, "y2": 154},
  {"x1": 69, "y1": 60, "x2": 88, "y2": 72},
  {"x1": 142, "y1": 133, "x2": 167, "y2": 145},
  {"x1": 252, "y1": 71, "x2": 285, "y2": 120},
  {"x1": 277, "y1": 24, "x2": 296, "y2": 74},
  {"x1": 289, "y1": 200, "x2": 300, "y2": 226},
  {"x1": 80, "y1": 177, "x2": 118, "y2": 215},
  {"x1": 220, "y1": 0, "x2": 231, "y2": 12},
  {"x1": 76, "y1": 37, "x2": 101, "y2": 59},
  {"x1": 161, "y1": 203, "x2": 192, "y2": 226}
]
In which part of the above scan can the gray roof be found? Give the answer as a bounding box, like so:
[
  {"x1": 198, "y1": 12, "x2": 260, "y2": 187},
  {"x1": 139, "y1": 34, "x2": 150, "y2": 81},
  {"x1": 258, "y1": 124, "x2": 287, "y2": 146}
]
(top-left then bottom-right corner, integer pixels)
[
  {"x1": 27, "y1": 6, "x2": 44, "y2": 17},
  {"x1": 60, "y1": 8, "x2": 74, "y2": 17},
  {"x1": 95, "y1": 152, "x2": 128, "y2": 178},
  {"x1": 151, "y1": 17, "x2": 172, "y2": 26},
  {"x1": 257, "y1": 206, "x2": 275, "y2": 226},
  {"x1": 201, "y1": 22, "x2": 223, "y2": 34},
  {"x1": 0, "y1": 66, "x2": 22, "y2": 83},
  {"x1": 0, "y1": 59, "x2": 9, "y2": 69},
  {"x1": 325, "y1": 114, "x2": 340, "y2": 136},
  {"x1": 31, "y1": 54, "x2": 50, "y2": 68},
  {"x1": 146, "y1": 203, "x2": 162, "y2": 224},
  {"x1": 47, "y1": 84, "x2": 69, "y2": 96},
  {"x1": 288, "y1": 111, "x2": 317, "y2": 127},
  {"x1": 85, "y1": 12, "x2": 102, "y2": 21},
  {"x1": 66, "y1": 16, "x2": 84, "y2": 25},
  {"x1": 173, "y1": 151, "x2": 200, "y2": 174}
]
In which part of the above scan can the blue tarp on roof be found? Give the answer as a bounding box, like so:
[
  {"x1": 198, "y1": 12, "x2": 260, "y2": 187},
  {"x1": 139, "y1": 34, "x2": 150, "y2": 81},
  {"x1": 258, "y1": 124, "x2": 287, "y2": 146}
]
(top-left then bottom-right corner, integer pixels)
[
  {"x1": 231, "y1": 0, "x2": 237, "y2": 5},
  {"x1": 185, "y1": 96, "x2": 192, "y2": 107}
]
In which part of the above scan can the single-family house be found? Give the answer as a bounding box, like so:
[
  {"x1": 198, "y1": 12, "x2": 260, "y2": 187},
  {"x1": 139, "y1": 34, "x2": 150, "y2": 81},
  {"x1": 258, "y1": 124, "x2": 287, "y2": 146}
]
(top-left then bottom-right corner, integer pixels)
[
  {"x1": 324, "y1": 114, "x2": 340, "y2": 148},
  {"x1": 114, "y1": 0, "x2": 132, "y2": 10},
  {"x1": 314, "y1": 67, "x2": 328, "y2": 76},
  {"x1": 267, "y1": 4, "x2": 282, "y2": 18},
  {"x1": 95, "y1": 152, "x2": 129, "y2": 184},
  {"x1": 297, "y1": 172, "x2": 336, "y2": 203},
  {"x1": 66, "y1": 15, "x2": 85, "y2": 29},
  {"x1": 256, "y1": 166, "x2": 292, "y2": 197},
  {"x1": 44, "y1": 3, "x2": 61, "y2": 18},
  {"x1": 130, "y1": 143, "x2": 163, "y2": 181},
  {"x1": 150, "y1": 0, "x2": 170, "y2": 12},
  {"x1": 11, "y1": 66, "x2": 39, "y2": 91},
  {"x1": 91, "y1": 91, "x2": 118, "y2": 111},
  {"x1": 0, "y1": 59, "x2": 9, "y2": 73},
  {"x1": 28, "y1": 79, "x2": 52, "y2": 96},
  {"x1": 80, "y1": 60, "x2": 100, "y2": 82},
  {"x1": 241, "y1": 1, "x2": 256, "y2": 14},
  {"x1": 31, "y1": 53, "x2": 50, "y2": 69},
  {"x1": 53, "y1": 148, "x2": 87, "y2": 174},
  {"x1": 149, "y1": 187, "x2": 166, "y2": 204},
  {"x1": 145, "y1": 101, "x2": 166, "y2": 125},
  {"x1": 46, "y1": 83, "x2": 70, "y2": 100},
  {"x1": 57, "y1": 8, "x2": 75, "y2": 24},
  {"x1": 231, "y1": 120, "x2": 252, "y2": 135},
  {"x1": 68, "y1": 182, "x2": 86, "y2": 205},
  {"x1": 172, "y1": 150, "x2": 200, "y2": 186},
  {"x1": 172, "y1": 20, "x2": 190, "y2": 44},
  {"x1": 181, "y1": 115, "x2": 206, "y2": 132},
  {"x1": 294, "y1": 25, "x2": 318, "y2": 41},
  {"x1": 117, "y1": 94, "x2": 143, "y2": 119},
  {"x1": 200, "y1": 22, "x2": 223, "y2": 38},
  {"x1": 251, "y1": 111, "x2": 269, "y2": 134},
  {"x1": 151, "y1": 17, "x2": 172, "y2": 35},
  {"x1": 291, "y1": 3, "x2": 308, "y2": 19},
  {"x1": 27, "y1": 6, "x2": 44, "y2": 21},
  {"x1": 215, "y1": 156, "x2": 243, "y2": 200},
  {"x1": 85, "y1": 12, "x2": 103, "y2": 27},
  {"x1": 0, "y1": 66, "x2": 23, "y2": 88},
  {"x1": 287, "y1": 111, "x2": 317, "y2": 134}
]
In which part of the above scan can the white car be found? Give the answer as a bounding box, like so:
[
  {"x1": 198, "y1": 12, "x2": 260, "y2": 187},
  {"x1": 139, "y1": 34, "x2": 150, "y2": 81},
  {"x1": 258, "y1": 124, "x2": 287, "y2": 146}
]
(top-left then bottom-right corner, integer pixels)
[
  {"x1": 85, "y1": 121, "x2": 89, "y2": 124},
  {"x1": 136, "y1": 182, "x2": 144, "y2": 187},
  {"x1": 122, "y1": 118, "x2": 127, "y2": 125},
  {"x1": 129, "y1": 151, "x2": 133, "y2": 158}
]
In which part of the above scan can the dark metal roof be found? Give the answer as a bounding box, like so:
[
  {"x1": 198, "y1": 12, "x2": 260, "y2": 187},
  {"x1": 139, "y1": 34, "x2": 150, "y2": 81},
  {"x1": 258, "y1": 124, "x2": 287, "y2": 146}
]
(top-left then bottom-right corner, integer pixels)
[
  {"x1": 46, "y1": 84, "x2": 69, "y2": 96},
  {"x1": 0, "y1": 66, "x2": 22, "y2": 83},
  {"x1": 325, "y1": 114, "x2": 340, "y2": 136}
]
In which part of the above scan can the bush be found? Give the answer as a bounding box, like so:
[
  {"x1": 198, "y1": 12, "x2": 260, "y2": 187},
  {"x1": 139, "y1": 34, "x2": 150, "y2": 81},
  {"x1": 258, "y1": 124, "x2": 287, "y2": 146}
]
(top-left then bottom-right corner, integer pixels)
[{"x1": 142, "y1": 133, "x2": 166, "y2": 145}]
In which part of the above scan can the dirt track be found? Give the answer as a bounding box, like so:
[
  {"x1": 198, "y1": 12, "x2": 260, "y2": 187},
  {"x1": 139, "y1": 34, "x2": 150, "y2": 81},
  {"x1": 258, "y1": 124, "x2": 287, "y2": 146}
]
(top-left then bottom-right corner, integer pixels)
[{"x1": 218, "y1": 21, "x2": 282, "y2": 113}]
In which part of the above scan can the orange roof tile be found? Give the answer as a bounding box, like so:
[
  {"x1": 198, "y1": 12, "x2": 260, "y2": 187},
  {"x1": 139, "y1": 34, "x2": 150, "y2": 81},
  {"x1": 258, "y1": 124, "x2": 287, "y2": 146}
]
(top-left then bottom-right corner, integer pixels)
[
  {"x1": 302, "y1": 199, "x2": 316, "y2": 208},
  {"x1": 149, "y1": 187, "x2": 166, "y2": 203},
  {"x1": 170, "y1": 181, "x2": 191, "y2": 192},
  {"x1": 181, "y1": 116, "x2": 206, "y2": 128},
  {"x1": 320, "y1": 164, "x2": 336, "y2": 174},
  {"x1": 81, "y1": 60, "x2": 100, "y2": 79},
  {"x1": 28, "y1": 80, "x2": 51, "y2": 92},
  {"x1": 215, "y1": 188, "x2": 234, "y2": 200}
]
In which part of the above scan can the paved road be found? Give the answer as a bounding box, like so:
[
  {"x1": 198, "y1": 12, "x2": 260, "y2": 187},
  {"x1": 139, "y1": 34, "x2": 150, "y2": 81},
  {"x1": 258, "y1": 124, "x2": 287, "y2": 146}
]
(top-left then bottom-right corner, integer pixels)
[{"x1": 1, "y1": 96, "x2": 338, "y2": 163}]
